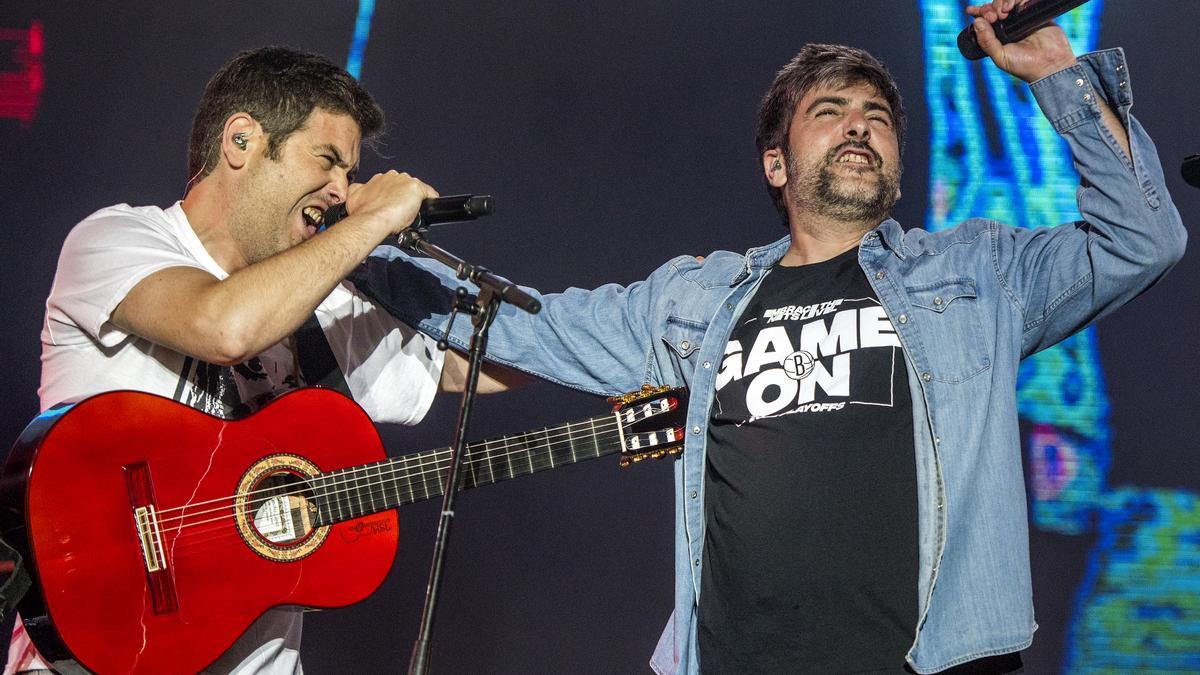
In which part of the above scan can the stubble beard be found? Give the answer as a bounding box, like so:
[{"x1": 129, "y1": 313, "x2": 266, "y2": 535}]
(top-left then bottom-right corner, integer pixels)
[
  {"x1": 787, "y1": 142, "x2": 900, "y2": 228},
  {"x1": 229, "y1": 165, "x2": 294, "y2": 265}
]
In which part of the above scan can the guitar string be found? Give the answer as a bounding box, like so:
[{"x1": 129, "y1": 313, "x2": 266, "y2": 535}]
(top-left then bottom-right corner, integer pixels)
[
  {"x1": 158, "y1": 429, "x2": 636, "y2": 555},
  {"x1": 150, "y1": 415, "x2": 628, "y2": 521},
  {"x1": 158, "y1": 427, "x2": 630, "y2": 535},
  {"x1": 146, "y1": 400, "x2": 680, "y2": 559},
  {"x1": 152, "y1": 415, "x2": 634, "y2": 523},
  {"x1": 151, "y1": 418, "x2": 644, "y2": 530}
]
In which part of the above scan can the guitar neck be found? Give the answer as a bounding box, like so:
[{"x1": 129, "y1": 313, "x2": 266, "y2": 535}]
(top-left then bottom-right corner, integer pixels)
[{"x1": 308, "y1": 412, "x2": 624, "y2": 526}]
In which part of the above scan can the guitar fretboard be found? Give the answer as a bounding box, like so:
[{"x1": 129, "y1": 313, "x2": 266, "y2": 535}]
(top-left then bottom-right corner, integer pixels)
[{"x1": 307, "y1": 414, "x2": 624, "y2": 527}]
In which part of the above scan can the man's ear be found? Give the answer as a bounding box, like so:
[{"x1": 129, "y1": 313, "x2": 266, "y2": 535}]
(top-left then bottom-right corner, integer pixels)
[
  {"x1": 221, "y1": 113, "x2": 260, "y2": 170},
  {"x1": 763, "y1": 149, "x2": 787, "y2": 188}
]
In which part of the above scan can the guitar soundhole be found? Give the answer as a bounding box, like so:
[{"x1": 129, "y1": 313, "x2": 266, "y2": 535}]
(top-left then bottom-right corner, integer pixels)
[
  {"x1": 248, "y1": 472, "x2": 318, "y2": 546},
  {"x1": 234, "y1": 453, "x2": 329, "y2": 562}
]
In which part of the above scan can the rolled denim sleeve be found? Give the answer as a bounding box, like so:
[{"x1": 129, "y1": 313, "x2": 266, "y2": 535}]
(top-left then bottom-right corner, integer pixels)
[
  {"x1": 351, "y1": 246, "x2": 669, "y2": 396},
  {"x1": 992, "y1": 48, "x2": 1187, "y2": 356}
]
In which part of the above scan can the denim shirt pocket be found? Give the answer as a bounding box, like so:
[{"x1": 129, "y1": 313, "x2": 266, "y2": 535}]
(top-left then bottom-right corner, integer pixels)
[
  {"x1": 660, "y1": 315, "x2": 707, "y2": 384},
  {"x1": 906, "y1": 279, "x2": 992, "y2": 384}
]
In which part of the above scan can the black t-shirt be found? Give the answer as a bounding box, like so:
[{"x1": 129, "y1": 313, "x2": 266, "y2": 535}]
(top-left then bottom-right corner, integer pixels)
[{"x1": 698, "y1": 247, "x2": 919, "y2": 674}]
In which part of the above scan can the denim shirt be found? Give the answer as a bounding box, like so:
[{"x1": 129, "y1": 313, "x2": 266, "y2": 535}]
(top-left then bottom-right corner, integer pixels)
[{"x1": 354, "y1": 49, "x2": 1185, "y2": 674}]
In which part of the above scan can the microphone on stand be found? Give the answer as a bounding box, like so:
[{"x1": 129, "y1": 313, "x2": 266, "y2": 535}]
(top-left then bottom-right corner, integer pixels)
[
  {"x1": 958, "y1": 0, "x2": 1092, "y2": 60},
  {"x1": 322, "y1": 190, "x2": 538, "y2": 313},
  {"x1": 323, "y1": 194, "x2": 493, "y2": 230}
]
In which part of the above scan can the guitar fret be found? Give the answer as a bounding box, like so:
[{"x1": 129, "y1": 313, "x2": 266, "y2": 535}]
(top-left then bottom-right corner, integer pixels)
[
  {"x1": 526, "y1": 430, "x2": 537, "y2": 475},
  {"x1": 483, "y1": 441, "x2": 497, "y2": 486},
  {"x1": 487, "y1": 439, "x2": 507, "y2": 485},
  {"x1": 465, "y1": 443, "x2": 481, "y2": 489},
  {"x1": 502, "y1": 434, "x2": 515, "y2": 480},
  {"x1": 329, "y1": 475, "x2": 341, "y2": 522},
  {"x1": 555, "y1": 426, "x2": 568, "y2": 470},
  {"x1": 519, "y1": 432, "x2": 535, "y2": 477},
  {"x1": 385, "y1": 458, "x2": 402, "y2": 508},
  {"x1": 363, "y1": 465, "x2": 375, "y2": 515},
  {"x1": 326, "y1": 471, "x2": 338, "y2": 521},
  {"x1": 474, "y1": 441, "x2": 491, "y2": 487},
  {"x1": 590, "y1": 417, "x2": 602, "y2": 458},
  {"x1": 397, "y1": 455, "x2": 416, "y2": 506},
  {"x1": 371, "y1": 463, "x2": 383, "y2": 513},
  {"x1": 309, "y1": 475, "x2": 327, "y2": 526},
  {"x1": 324, "y1": 475, "x2": 339, "y2": 523},
  {"x1": 435, "y1": 457, "x2": 447, "y2": 495},
  {"x1": 420, "y1": 453, "x2": 433, "y2": 500},
  {"x1": 356, "y1": 470, "x2": 367, "y2": 518},
  {"x1": 570, "y1": 423, "x2": 579, "y2": 464}
]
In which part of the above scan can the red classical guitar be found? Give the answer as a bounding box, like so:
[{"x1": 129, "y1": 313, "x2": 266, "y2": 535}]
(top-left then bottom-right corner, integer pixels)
[{"x1": 0, "y1": 385, "x2": 686, "y2": 674}]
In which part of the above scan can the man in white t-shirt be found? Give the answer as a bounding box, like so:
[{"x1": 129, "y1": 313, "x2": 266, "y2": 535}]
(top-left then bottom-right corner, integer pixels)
[{"x1": 9, "y1": 46, "x2": 511, "y2": 674}]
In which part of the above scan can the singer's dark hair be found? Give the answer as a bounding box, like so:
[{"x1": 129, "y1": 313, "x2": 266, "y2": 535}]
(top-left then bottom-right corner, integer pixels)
[
  {"x1": 756, "y1": 43, "x2": 905, "y2": 222},
  {"x1": 186, "y1": 46, "x2": 384, "y2": 192}
]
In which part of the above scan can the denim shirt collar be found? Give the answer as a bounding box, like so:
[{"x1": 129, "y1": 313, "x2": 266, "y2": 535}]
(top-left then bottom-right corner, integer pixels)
[
  {"x1": 875, "y1": 218, "x2": 908, "y2": 259},
  {"x1": 738, "y1": 217, "x2": 907, "y2": 283}
]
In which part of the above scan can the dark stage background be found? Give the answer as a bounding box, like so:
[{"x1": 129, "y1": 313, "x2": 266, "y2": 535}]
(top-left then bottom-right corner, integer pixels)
[{"x1": 2, "y1": 2, "x2": 1198, "y2": 672}]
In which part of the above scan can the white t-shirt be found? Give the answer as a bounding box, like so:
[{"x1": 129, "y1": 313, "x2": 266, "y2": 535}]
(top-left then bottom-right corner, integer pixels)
[{"x1": 10, "y1": 202, "x2": 445, "y2": 674}]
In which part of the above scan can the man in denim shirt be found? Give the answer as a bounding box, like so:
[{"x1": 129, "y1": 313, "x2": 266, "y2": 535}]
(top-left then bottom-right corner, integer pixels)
[{"x1": 356, "y1": 1, "x2": 1186, "y2": 672}]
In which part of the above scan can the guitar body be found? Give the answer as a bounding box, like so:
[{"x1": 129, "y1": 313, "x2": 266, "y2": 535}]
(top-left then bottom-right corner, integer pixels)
[{"x1": 0, "y1": 388, "x2": 398, "y2": 674}]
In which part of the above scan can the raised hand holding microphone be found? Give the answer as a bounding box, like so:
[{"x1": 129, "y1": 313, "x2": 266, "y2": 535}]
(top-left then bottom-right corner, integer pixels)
[
  {"x1": 965, "y1": 0, "x2": 1078, "y2": 83},
  {"x1": 965, "y1": 1, "x2": 1131, "y2": 167},
  {"x1": 342, "y1": 170, "x2": 440, "y2": 242},
  {"x1": 958, "y1": 0, "x2": 1091, "y2": 60},
  {"x1": 326, "y1": 186, "x2": 491, "y2": 234}
]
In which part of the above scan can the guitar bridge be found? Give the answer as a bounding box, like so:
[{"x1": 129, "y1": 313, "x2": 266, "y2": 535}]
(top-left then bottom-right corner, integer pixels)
[
  {"x1": 124, "y1": 461, "x2": 178, "y2": 614},
  {"x1": 133, "y1": 505, "x2": 166, "y2": 572}
]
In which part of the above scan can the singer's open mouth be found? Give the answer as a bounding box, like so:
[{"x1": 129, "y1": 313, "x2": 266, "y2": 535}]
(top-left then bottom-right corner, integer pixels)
[{"x1": 302, "y1": 206, "x2": 325, "y2": 228}]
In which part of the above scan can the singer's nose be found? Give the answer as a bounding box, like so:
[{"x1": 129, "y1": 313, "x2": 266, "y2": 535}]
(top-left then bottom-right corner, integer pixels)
[{"x1": 327, "y1": 176, "x2": 348, "y2": 206}]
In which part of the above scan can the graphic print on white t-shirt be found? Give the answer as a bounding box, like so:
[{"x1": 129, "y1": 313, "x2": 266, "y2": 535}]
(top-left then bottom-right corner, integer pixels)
[
  {"x1": 713, "y1": 296, "x2": 903, "y2": 423},
  {"x1": 174, "y1": 343, "x2": 303, "y2": 419}
]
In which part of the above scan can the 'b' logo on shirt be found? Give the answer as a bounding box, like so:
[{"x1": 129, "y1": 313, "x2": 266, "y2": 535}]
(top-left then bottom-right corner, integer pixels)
[{"x1": 782, "y1": 350, "x2": 817, "y2": 381}]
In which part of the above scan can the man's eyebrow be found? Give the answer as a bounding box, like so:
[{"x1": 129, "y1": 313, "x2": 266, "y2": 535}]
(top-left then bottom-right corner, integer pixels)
[
  {"x1": 805, "y1": 96, "x2": 893, "y2": 119},
  {"x1": 805, "y1": 96, "x2": 849, "y2": 114},
  {"x1": 317, "y1": 143, "x2": 353, "y2": 169},
  {"x1": 863, "y1": 100, "x2": 893, "y2": 118}
]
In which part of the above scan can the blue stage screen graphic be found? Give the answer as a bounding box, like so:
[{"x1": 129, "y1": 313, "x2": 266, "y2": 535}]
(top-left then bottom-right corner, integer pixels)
[{"x1": 921, "y1": 2, "x2": 1200, "y2": 671}]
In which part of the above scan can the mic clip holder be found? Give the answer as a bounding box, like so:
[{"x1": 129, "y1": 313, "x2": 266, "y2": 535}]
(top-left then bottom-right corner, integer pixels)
[
  {"x1": 395, "y1": 227, "x2": 541, "y2": 316},
  {"x1": 437, "y1": 288, "x2": 476, "y2": 352}
]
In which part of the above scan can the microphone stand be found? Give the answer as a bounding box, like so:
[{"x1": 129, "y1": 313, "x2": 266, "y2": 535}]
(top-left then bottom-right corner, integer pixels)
[{"x1": 398, "y1": 227, "x2": 540, "y2": 675}]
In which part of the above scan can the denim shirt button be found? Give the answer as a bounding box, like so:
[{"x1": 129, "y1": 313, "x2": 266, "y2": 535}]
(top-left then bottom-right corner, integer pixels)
[
  {"x1": 1083, "y1": 93, "x2": 1092, "y2": 102},
  {"x1": 922, "y1": 372, "x2": 933, "y2": 382},
  {"x1": 694, "y1": 558, "x2": 701, "y2": 567},
  {"x1": 680, "y1": 340, "x2": 690, "y2": 350},
  {"x1": 898, "y1": 314, "x2": 908, "y2": 324},
  {"x1": 875, "y1": 271, "x2": 885, "y2": 280},
  {"x1": 692, "y1": 426, "x2": 701, "y2": 435},
  {"x1": 689, "y1": 490, "x2": 698, "y2": 499},
  {"x1": 703, "y1": 361, "x2": 712, "y2": 369},
  {"x1": 1075, "y1": 77, "x2": 1085, "y2": 87}
]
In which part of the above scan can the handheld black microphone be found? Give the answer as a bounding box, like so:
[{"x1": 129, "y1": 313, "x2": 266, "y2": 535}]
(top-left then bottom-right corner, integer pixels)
[
  {"x1": 323, "y1": 194, "x2": 494, "y2": 230},
  {"x1": 1183, "y1": 155, "x2": 1200, "y2": 189},
  {"x1": 958, "y1": 0, "x2": 1091, "y2": 61}
]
